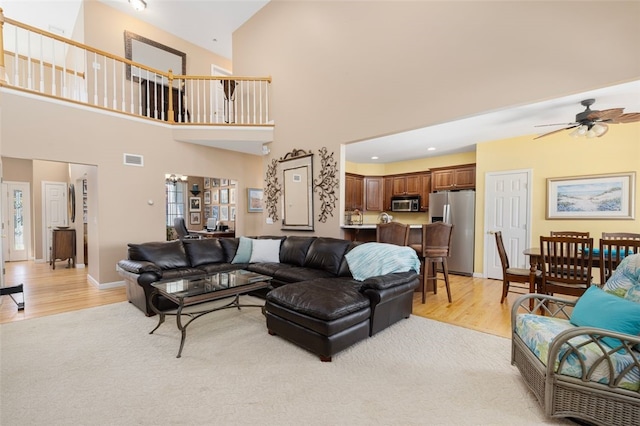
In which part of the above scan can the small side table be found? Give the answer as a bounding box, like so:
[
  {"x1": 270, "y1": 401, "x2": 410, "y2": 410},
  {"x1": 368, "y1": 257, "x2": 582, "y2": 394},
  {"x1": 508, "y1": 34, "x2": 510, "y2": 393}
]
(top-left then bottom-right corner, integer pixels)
[{"x1": 51, "y1": 228, "x2": 76, "y2": 270}]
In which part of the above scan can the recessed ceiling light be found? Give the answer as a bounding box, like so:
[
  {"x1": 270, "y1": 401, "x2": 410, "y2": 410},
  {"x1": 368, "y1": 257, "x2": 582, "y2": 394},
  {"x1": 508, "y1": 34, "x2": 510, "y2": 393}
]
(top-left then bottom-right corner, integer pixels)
[
  {"x1": 427, "y1": 147, "x2": 436, "y2": 151},
  {"x1": 129, "y1": 0, "x2": 147, "y2": 11},
  {"x1": 371, "y1": 156, "x2": 379, "y2": 160}
]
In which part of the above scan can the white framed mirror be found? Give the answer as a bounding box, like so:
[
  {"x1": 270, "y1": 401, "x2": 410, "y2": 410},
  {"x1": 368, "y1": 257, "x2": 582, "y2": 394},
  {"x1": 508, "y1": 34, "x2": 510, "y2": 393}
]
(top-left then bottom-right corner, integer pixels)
[{"x1": 280, "y1": 152, "x2": 314, "y2": 231}]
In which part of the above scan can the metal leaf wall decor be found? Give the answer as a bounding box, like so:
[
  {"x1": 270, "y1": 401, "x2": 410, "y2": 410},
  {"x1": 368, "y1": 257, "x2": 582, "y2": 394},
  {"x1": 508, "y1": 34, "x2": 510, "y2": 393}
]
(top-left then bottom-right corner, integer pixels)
[
  {"x1": 313, "y1": 147, "x2": 339, "y2": 223},
  {"x1": 265, "y1": 158, "x2": 281, "y2": 221}
]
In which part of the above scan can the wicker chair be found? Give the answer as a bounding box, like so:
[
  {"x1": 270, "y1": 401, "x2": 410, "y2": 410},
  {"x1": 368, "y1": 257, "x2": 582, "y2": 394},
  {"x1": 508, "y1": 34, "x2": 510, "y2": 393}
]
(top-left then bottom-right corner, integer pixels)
[{"x1": 511, "y1": 293, "x2": 640, "y2": 425}]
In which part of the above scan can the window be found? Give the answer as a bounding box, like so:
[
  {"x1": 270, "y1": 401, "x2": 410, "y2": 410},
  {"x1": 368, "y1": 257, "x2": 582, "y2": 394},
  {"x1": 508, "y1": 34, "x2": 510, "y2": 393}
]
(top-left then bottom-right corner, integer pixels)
[{"x1": 166, "y1": 181, "x2": 186, "y2": 226}]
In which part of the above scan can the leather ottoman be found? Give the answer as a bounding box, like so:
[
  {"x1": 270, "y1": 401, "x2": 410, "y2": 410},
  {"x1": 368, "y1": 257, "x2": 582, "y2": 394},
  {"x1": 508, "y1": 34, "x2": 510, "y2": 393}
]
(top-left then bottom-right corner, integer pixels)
[{"x1": 264, "y1": 278, "x2": 371, "y2": 361}]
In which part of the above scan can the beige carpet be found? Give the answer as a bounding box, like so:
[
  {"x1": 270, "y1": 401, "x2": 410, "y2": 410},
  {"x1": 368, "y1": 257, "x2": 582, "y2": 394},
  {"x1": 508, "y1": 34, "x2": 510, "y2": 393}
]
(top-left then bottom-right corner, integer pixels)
[{"x1": 0, "y1": 298, "x2": 568, "y2": 425}]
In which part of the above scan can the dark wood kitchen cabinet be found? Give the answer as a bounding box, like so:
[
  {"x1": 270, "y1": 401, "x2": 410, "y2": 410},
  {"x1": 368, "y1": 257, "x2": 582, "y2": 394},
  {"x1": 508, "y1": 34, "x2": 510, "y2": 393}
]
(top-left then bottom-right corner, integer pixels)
[
  {"x1": 364, "y1": 176, "x2": 384, "y2": 212},
  {"x1": 431, "y1": 164, "x2": 476, "y2": 191},
  {"x1": 345, "y1": 173, "x2": 364, "y2": 211},
  {"x1": 386, "y1": 172, "x2": 431, "y2": 211},
  {"x1": 51, "y1": 228, "x2": 76, "y2": 270}
]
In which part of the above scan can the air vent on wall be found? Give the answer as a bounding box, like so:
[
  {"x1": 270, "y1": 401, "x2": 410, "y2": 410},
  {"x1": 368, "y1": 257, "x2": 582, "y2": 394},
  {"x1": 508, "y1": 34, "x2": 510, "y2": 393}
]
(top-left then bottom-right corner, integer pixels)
[{"x1": 123, "y1": 153, "x2": 144, "y2": 167}]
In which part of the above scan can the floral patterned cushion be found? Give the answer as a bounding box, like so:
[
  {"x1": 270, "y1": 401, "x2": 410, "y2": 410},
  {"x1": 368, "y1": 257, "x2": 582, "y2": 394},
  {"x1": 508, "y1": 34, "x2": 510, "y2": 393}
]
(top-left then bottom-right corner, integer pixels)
[
  {"x1": 603, "y1": 254, "x2": 640, "y2": 298},
  {"x1": 515, "y1": 313, "x2": 640, "y2": 391}
]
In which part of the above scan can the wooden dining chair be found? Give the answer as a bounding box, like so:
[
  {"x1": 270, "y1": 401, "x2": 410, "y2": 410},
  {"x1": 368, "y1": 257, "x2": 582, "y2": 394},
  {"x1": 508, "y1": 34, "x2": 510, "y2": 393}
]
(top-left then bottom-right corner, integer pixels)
[
  {"x1": 550, "y1": 231, "x2": 590, "y2": 238},
  {"x1": 539, "y1": 236, "x2": 594, "y2": 297},
  {"x1": 601, "y1": 232, "x2": 640, "y2": 240},
  {"x1": 376, "y1": 222, "x2": 410, "y2": 246},
  {"x1": 599, "y1": 238, "x2": 640, "y2": 285},
  {"x1": 494, "y1": 232, "x2": 541, "y2": 303}
]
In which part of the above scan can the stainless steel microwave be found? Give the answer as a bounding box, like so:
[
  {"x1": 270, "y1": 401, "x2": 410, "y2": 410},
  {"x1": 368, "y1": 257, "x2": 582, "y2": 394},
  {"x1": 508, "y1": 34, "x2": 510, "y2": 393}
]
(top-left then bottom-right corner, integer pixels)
[{"x1": 391, "y1": 196, "x2": 421, "y2": 212}]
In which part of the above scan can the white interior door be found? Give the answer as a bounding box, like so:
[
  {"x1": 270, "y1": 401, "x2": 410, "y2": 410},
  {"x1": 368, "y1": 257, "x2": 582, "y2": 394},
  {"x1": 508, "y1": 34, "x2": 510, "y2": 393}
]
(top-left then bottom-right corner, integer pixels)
[
  {"x1": 212, "y1": 65, "x2": 232, "y2": 123},
  {"x1": 43, "y1": 182, "x2": 68, "y2": 262},
  {"x1": 484, "y1": 170, "x2": 532, "y2": 279},
  {"x1": 2, "y1": 182, "x2": 31, "y2": 262}
]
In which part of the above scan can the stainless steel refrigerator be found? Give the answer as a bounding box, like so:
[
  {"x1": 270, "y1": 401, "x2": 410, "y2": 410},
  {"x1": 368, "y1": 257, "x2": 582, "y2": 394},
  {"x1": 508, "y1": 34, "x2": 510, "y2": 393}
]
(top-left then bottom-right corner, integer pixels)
[{"x1": 429, "y1": 190, "x2": 475, "y2": 275}]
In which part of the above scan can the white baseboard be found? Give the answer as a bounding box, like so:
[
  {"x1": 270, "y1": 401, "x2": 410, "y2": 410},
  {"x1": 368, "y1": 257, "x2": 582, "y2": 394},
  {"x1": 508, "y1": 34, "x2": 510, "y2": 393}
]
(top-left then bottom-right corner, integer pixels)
[{"x1": 87, "y1": 274, "x2": 125, "y2": 290}]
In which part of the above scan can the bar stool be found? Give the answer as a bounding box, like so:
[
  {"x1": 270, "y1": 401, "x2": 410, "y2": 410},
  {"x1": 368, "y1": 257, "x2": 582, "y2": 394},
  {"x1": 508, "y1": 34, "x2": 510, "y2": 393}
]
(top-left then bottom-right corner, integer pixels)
[{"x1": 410, "y1": 222, "x2": 453, "y2": 304}]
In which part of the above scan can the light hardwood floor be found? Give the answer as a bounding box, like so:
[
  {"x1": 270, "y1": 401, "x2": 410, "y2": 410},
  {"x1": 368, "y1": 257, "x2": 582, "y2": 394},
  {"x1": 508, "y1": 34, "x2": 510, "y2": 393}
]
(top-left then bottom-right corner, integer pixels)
[{"x1": 0, "y1": 261, "x2": 518, "y2": 338}]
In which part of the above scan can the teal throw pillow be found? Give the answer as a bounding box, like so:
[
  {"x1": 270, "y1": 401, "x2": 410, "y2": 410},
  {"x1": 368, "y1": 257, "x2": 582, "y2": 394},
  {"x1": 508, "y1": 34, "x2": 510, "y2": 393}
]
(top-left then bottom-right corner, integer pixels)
[
  {"x1": 232, "y1": 237, "x2": 254, "y2": 264},
  {"x1": 570, "y1": 286, "x2": 640, "y2": 349}
]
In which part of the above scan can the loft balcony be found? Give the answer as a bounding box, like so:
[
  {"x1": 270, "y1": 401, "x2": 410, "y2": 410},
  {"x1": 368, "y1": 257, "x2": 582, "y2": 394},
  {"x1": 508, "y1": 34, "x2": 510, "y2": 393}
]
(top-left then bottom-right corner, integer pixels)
[{"x1": 0, "y1": 11, "x2": 274, "y2": 156}]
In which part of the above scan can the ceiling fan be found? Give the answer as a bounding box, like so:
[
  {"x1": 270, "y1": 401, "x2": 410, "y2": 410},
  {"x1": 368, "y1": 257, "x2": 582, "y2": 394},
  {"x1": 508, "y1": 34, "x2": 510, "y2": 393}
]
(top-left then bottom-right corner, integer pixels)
[{"x1": 534, "y1": 98, "x2": 640, "y2": 139}]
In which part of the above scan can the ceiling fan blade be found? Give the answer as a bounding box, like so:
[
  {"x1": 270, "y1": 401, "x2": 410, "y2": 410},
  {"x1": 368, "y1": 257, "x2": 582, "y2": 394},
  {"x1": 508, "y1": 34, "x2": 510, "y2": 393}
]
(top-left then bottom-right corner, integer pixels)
[
  {"x1": 534, "y1": 125, "x2": 579, "y2": 140},
  {"x1": 587, "y1": 108, "x2": 624, "y2": 121},
  {"x1": 534, "y1": 122, "x2": 578, "y2": 127},
  {"x1": 609, "y1": 112, "x2": 640, "y2": 124}
]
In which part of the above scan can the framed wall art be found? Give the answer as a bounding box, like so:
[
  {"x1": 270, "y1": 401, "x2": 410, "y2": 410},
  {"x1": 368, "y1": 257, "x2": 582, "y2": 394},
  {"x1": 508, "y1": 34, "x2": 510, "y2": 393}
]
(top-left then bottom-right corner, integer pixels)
[
  {"x1": 247, "y1": 188, "x2": 264, "y2": 213},
  {"x1": 189, "y1": 197, "x2": 201, "y2": 212},
  {"x1": 220, "y1": 205, "x2": 229, "y2": 221},
  {"x1": 220, "y1": 188, "x2": 229, "y2": 204},
  {"x1": 546, "y1": 172, "x2": 635, "y2": 219},
  {"x1": 190, "y1": 212, "x2": 201, "y2": 225},
  {"x1": 204, "y1": 190, "x2": 211, "y2": 205}
]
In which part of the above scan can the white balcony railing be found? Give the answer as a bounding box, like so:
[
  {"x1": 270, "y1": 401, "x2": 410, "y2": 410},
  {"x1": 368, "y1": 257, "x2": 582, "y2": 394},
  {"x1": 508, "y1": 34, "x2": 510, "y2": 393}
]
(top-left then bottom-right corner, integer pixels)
[{"x1": 0, "y1": 11, "x2": 272, "y2": 126}]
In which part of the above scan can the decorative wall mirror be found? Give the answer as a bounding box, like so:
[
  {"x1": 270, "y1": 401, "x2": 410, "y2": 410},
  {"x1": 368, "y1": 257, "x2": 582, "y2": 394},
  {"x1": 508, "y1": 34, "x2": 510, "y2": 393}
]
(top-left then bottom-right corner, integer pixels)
[
  {"x1": 124, "y1": 30, "x2": 186, "y2": 86},
  {"x1": 280, "y1": 150, "x2": 314, "y2": 231}
]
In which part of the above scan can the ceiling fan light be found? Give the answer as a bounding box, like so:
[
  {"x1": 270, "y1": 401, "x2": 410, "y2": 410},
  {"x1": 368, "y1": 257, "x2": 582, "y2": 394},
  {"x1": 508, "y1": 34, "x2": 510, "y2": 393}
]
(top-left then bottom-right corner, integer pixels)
[
  {"x1": 592, "y1": 123, "x2": 607, "y2": 136},
  {"x1": 577, "y1": 125, "x2": 588, "y2": 136},
  {"x1": 586, "y1": 129, "x2": 597, "y2": 138}
]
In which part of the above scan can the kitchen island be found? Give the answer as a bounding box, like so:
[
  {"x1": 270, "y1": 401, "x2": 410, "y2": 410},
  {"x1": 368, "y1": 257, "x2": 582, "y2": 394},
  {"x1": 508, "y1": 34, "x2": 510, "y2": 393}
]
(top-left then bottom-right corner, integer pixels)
[
  {"x1": 342, "y1": 223, "x2": 436, "y2": 293},
  {"x1": 342, "y1": 224, "x2": 423, "y2": 244}
]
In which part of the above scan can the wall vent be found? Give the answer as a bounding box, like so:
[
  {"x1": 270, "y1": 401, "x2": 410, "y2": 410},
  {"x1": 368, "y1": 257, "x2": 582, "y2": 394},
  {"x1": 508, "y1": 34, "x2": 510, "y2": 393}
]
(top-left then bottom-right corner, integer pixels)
[{"x1": 123, "y1": 153, "x2": 144, "y2": 167}]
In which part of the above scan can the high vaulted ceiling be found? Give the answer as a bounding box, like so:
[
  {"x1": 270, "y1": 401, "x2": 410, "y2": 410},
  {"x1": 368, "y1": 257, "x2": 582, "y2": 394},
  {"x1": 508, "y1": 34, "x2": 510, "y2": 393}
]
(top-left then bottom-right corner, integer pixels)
[{"x1": 5, "y1": 1, "x2": 639, "y2": 163}]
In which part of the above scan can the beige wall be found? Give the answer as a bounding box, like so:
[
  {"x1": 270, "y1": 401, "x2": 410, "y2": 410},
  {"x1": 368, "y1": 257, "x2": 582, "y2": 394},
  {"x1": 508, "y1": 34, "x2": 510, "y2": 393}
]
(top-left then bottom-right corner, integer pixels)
[
  {"x1": 0, "y1": 92, "x2": 264, "y2": 285},
  {"x1": 83, "y1": 1, "x2": 231, "y2": 75},
  {"x1": 234, "y1": 1, "x2": 640, "y2": 268},
  {"x1": 0, "y1": 1, "x2": 264, "y2": 285}
]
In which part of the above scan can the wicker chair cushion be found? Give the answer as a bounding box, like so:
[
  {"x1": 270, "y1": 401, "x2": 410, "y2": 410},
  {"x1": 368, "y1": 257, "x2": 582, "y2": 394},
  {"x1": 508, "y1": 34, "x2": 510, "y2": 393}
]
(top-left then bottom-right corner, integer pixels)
[
  {"x1": 603, "y1": 254, "x2": 640, "y2": 298},
  {"x1": 515, "y1": 313, "x2": 640, "y2": 391}
]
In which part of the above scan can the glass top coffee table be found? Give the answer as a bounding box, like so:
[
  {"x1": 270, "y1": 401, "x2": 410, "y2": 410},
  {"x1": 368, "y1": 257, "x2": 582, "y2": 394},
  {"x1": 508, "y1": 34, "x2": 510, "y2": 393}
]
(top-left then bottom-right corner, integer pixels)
[{"x1": 148, "y1": 269, "x2": 272, "y2": 358}]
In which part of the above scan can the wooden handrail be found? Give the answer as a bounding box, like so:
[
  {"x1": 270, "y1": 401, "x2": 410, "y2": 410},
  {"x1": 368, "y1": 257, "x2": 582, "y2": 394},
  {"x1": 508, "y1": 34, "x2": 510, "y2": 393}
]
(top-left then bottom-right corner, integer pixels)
[
  {"x1": 1, "y1": 12, "x2": 273, "y2": 126},
  {"x1": 4, "y1": 15, "x2": 172, "y2": 79},
  {"x1": 4, "y1": 51, "x2": 85, "y2": 79},
  {"x1": 0, "y1": 8, "x2": 6, "y2": 84}
]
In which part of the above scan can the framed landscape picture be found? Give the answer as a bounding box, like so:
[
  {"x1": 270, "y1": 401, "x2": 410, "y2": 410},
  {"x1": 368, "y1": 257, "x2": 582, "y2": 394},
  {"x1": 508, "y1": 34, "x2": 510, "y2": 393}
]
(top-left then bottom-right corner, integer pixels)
[
  {"x1": 211, "y1": 205, "x2": 219, "y2": 220},
  {"x1": 247, "y1": 188, "x2": 263, "y2": 213},
  {"x1": 546, "y1": 172, "x2": 635, "y2": 219}
]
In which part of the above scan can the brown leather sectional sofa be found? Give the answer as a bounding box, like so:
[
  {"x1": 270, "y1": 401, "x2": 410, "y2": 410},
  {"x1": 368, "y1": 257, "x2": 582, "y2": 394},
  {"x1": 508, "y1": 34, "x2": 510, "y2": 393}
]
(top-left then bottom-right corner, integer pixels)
[{"x1": 116, "y1": 235, "x2": 419, "y2": 360}]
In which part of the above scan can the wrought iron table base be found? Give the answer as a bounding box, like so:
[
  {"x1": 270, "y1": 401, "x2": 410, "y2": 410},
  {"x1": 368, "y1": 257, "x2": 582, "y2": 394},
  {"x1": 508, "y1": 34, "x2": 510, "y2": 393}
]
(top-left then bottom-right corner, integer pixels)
[{"x1": 149, "y1": 291, "x2": 263, "y2": 358}]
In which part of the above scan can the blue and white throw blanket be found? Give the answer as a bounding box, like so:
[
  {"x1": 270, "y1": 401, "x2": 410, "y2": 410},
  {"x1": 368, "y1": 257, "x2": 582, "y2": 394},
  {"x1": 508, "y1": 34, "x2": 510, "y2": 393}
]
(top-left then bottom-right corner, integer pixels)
[{"x1": 345, "y1": 242, "x2": 421, "y2": 281}]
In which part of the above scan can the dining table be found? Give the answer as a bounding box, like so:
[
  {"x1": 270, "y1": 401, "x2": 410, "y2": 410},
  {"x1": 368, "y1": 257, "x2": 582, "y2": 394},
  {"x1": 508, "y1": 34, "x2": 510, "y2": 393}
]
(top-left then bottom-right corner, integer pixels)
[{"x1": 523, "y1": 246, "x2": 601, "y2": 292}]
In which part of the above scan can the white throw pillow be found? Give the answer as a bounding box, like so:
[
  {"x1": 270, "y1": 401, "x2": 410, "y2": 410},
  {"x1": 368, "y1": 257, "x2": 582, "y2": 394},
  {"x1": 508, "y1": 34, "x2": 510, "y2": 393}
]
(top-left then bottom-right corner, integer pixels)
[{"x1": 249, "y1": 238, "x2": 281, "y2": 263}]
